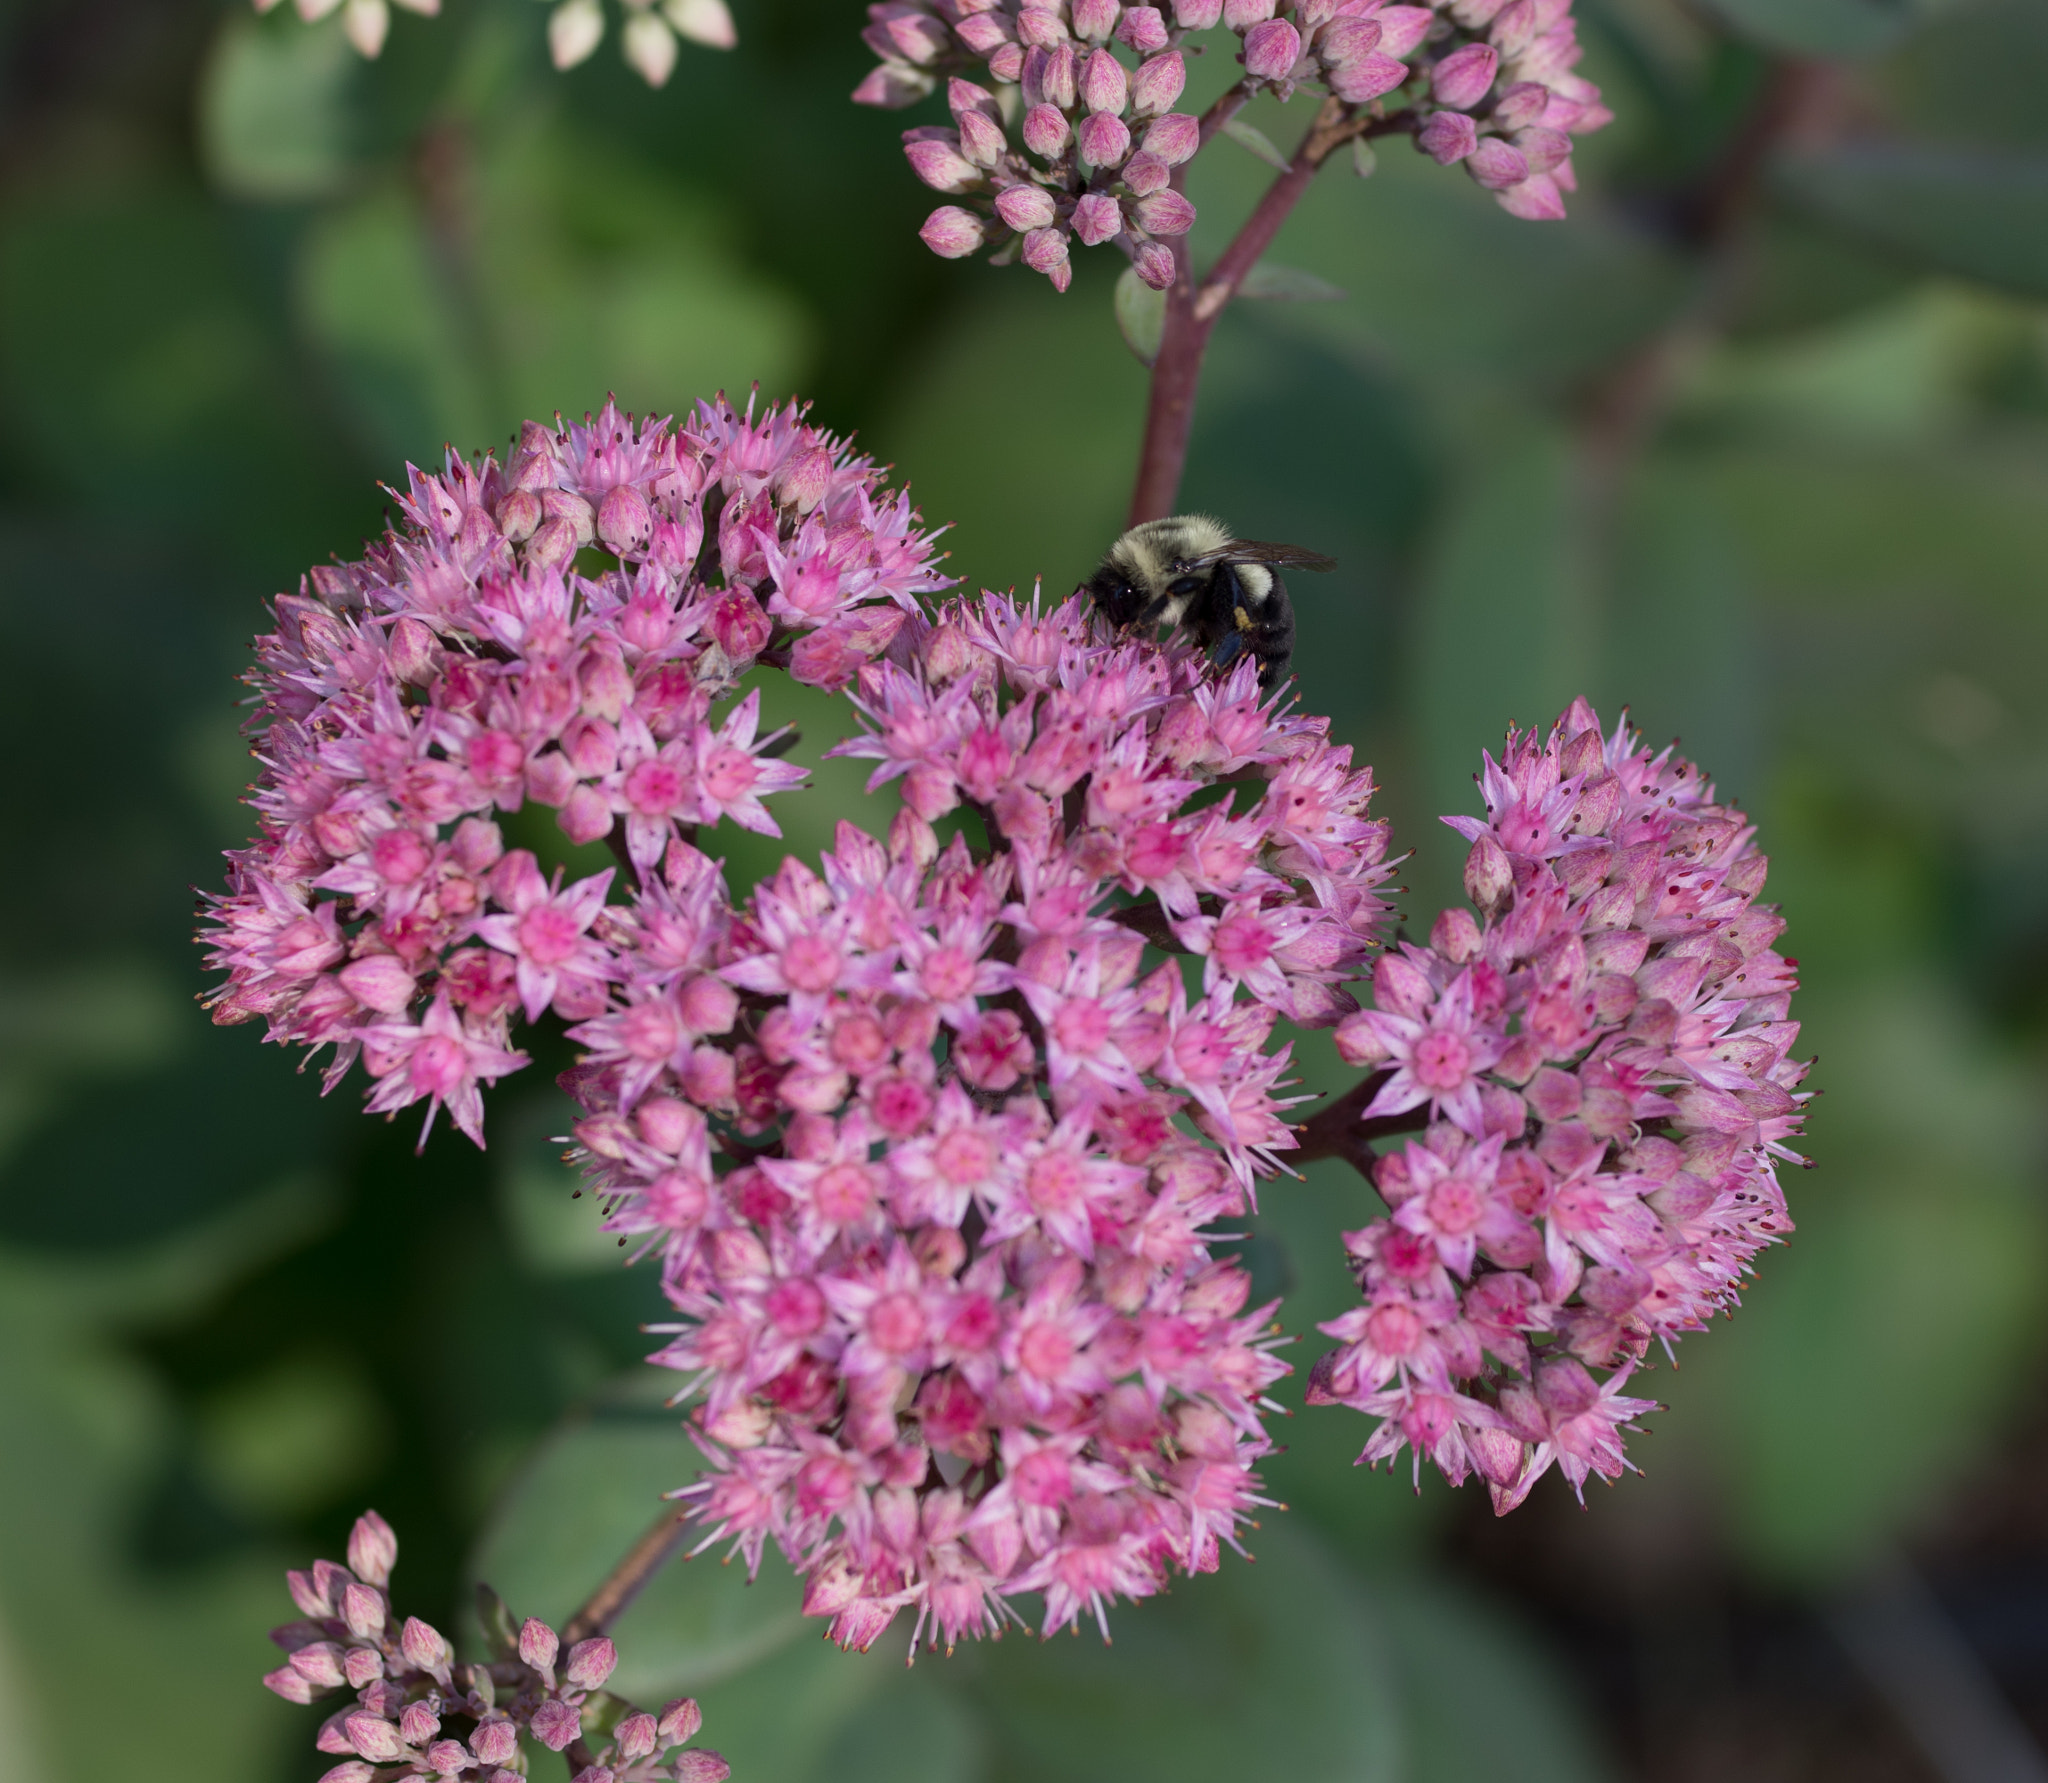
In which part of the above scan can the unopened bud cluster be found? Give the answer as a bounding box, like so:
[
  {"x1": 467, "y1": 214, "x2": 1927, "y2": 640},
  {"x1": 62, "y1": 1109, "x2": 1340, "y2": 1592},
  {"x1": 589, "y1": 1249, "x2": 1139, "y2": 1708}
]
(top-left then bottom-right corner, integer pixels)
[
  {"x1": 860, "y1": 0, "x2": 1612, "y2": 289},
  {"x1": 264, "y1": 1512, "x2": 731, "y2": 1783},
  {"x1": 1309, "y1": 701, "x2": 1806, "y2": 1509}
]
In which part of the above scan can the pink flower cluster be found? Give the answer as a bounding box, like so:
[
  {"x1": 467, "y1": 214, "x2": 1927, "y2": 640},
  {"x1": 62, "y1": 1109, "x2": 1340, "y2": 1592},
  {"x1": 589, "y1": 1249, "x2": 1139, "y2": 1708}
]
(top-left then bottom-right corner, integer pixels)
[
  {"x1": 263, "y1": 1511, "x2": 731, "y2": 1783},
  {"x1": 200, "y1": 396, "x2": 948, "y2": 1145},
  {"x1": 1308, "y1": 699, "x2": 1806, "y2": 1511},
  {"x1": 563, "y1": 593, "x2": 1399, "y2": 1650},
  {"x1": 859, "y1": 0, "x2": 1611, "y2": 290}
]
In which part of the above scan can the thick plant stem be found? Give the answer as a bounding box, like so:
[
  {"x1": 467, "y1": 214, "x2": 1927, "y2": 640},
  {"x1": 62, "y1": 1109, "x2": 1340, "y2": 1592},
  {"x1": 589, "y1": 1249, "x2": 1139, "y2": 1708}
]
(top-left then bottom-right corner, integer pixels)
[
  {"x1": 1289, "y1": 1068, "x2": 1429, "y2": 1178},
  {"x1": 1127, "y1": 98, "x2": 1383, "y2": 525},
  {"x1": 562, "y1": 1507, "x2": 696, "y2": 1643}
]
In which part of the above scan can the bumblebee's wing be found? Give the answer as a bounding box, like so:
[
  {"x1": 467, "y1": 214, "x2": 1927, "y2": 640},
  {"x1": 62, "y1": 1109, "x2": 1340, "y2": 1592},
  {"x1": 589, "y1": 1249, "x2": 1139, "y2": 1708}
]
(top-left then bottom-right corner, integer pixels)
[
  {"x1": 1229, "y1": 539, "x2": 1339, "y2": 573},
  {"x1": 1177, "y1": 539, "x2": 1338, "y2": 574}
]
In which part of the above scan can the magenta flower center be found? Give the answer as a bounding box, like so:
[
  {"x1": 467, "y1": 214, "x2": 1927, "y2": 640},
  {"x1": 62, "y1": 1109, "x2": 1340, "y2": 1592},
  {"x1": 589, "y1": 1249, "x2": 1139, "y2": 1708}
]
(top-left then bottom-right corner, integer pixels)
[
  {"x1": 623, "y1": 758, "x2": 686, "y2": 815},
  {"x1": 1425, "y1": 1177, "x2": 1484, "y2": 1235},
  {"x1": 1018, "y1": 1320, "x2": 1075, "y2": 1382},
  {"x1": 780, "y1": 934, "x2": 841, "y2": 993},
  {"x1": 1411, "y1": 1029, "x2": 1472, "y2": 1089},
  {"x1": 517, "y1": 905, "x2": 583, "y2": 967},
  {"x1": 868, "y1": 1292, "x2": 927, "y2": 1354},
  {"x1": 1052, "y1": 998, "x2": 1112, "y2": 1053}
]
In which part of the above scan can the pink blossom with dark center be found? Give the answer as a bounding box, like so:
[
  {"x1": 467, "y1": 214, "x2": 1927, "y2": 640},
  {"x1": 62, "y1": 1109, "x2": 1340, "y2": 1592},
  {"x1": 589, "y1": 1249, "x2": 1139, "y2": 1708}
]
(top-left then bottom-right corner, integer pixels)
[{"x1": 1310, "y1": 700, "x2": 1806, "y2": 1512}]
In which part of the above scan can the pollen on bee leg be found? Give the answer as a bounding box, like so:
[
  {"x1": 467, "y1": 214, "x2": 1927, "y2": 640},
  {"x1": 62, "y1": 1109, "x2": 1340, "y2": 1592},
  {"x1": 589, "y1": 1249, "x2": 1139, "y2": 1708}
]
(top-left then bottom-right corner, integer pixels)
[{"x1": 1234, "y1": 607, "x2": 1252, "y2": 629}]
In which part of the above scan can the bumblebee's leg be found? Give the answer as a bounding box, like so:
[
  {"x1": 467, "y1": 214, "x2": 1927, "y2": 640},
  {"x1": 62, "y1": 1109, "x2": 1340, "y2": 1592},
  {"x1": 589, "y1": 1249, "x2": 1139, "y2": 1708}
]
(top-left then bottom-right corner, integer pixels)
[{"x1": 1200, "y1": 563, "x2": 1248, "y2": 661}]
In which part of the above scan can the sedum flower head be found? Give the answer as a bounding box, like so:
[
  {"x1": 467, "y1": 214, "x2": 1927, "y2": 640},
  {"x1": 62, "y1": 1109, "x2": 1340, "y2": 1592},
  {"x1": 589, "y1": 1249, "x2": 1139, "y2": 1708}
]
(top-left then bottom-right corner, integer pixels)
[
  {"x1": 264, "y1": 1511, "x2": 731, "y2": 1783},
  {"x1": 203, "y1": 392, "x2": 1399, "y2": 1650},
  {"x1": 200, "y1": 394, "x2": 948, "y2": 1147},
  {"x1": 1309, "y1": 699, "x2": 1806, "y2": 1511},
  {"x1": 568, "y1": 592, "x2": 1397, "y2": 1651},
  {"x1": 863, "y1": 0, "x2": 1611, "y2": 290}
]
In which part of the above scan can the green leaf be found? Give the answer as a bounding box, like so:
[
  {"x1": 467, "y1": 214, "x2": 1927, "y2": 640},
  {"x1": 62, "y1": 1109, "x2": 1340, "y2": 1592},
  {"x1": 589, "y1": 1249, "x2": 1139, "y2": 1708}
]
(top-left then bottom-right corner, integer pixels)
[
  {"x1": 197, "y1": 9, "x2": 361, "y2": 202},
  {"x1": 1778, "y1": 146, "x2": 2048, "y2": 301},
  {"x1": 1221, "y1": 114, "x2": 1294, "y2": 172},
  {"x1": 1238, "y1": 261, "x2": 1346, "y2": 302},
  {"x1": 1697, "y1": 0, "x2": 1954, "y2": 57},
  {"x1": 470, "y1": 1403, "x2": 807, "y2": 1703},
  {"x1": 956, "y1": 1521, "x2": 1403, "y2": 1783},
  {"x1": 1114, "y1": 264, "x2": 1166, "y2": 367},
  {"x1": 1350, "y1": 137, "x2": 1378, "y2": 179}
]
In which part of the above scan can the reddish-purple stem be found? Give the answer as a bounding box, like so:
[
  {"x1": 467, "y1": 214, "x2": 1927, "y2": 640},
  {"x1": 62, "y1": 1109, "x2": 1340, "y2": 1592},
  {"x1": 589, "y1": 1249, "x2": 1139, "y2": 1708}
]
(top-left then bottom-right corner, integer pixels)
[{"x1": 1127, "y1": 98, "x2": 1395, "y2": 524}]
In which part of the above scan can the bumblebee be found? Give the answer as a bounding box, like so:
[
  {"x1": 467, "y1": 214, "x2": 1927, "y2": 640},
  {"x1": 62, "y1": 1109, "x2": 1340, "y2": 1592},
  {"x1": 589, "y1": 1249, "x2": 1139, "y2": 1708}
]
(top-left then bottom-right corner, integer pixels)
[{"x1": 1083, "y1": 515, "x2": 1335, "y2": 688}]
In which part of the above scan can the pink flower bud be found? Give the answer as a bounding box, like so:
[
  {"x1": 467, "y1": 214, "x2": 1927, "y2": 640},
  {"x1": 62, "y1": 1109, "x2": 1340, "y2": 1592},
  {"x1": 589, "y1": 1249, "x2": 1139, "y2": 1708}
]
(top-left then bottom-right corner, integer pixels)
[
  {"x1": 451, "y1": 816, "x2": 502, "y2": 873},
  {"x1": 1490, "y1": 0, "x2": 1537, "y2": 53},
  {"x1": 1132, "y1": 238, "x2": 1178, "y2": 288},
  {"x1": 1316, "y1": 15, "x2": 1380, "y2": 58},
  {"x1": 1296, "y1": 0, "x2": 1338, "y2": 24},
  {"x1": 673, "y1": 1755, "x2": 731, "y2": 1783},
  {"x1": 1072, "y1": 0, "x2": 1119, "y2": 41},
  {"x1": 529, "y1": 1700, "x2": 582, "y2": 1753},
  {"x1": 1024, "y1": 42, "x2": 1077, "y2": 107},
  {"x1": 615, "y1": 1714, "x2": 660, "y2": 1760},
  {"x1": 1417, "y1": 109, "x2": 1477, "y2": 163},
  {"x1": 1072, "y1": 191, "x2": 1123, "y2": 244},
  {"x1": 526, "y1": 516, "x2": 579, "y2": 570},
  {"x1": 1495, "y1": 172, "x2": 1566, "y2": 220},
  {"x1": 953, "y1": 11, "x2": 1010, "y2": 50},
  {"x1": 399, "y1": 1701, "x2": 441, "y2": 1746},
  {"x1": 1492, "y1": 79, "x2": 1549, "y2": 129},
  {"x1": 471, "y1": 1719, "x2": 519, "y2": 1766},
  {"x1": 1513, "y1": 124, "x2": 1571, "y2": 173},
  {"x1": 346, "y1": 1511, "x2": 398, "y2": 1587},
  {"x1": 1242, "y1": 16, "x2": 1299, "y2": 79},
  {"x1": 1141, "y1": 112, "x2": 1199, "y2": 165},
  {"x1": 289, "y1": 1643, "x2": 350, "y2": 1690},
  {"x1": 597, "y1": 483, "x2": 653, "y2": 556},
  {"x1": 343, "y1": 1646, "x2": 385, "y2": 1688},
  {"x1": 1077, "y1": 111, "x2": 1132, "y2": 166},
  {"x1": 946, "y1": 75, "x2": 995, "y2": 117},
  {"x1": 388, "y1": 616, "x2": 439, "y2": 685},
  {"x1": 995, "y1": 183, "x2": 1059, "y2": 230},
  {"x1": 399, "y1": 1616, "x2": 450, "y2": 1676},
  {"x1": 1431, "y1": 41, "x2": 1498, "y2": 109},
  {"x1": 988, "y1": 41, "x2": 1025, "y2": 79},
  {"x1": 657, "y1": 1700, "x2": 705, "y2": 1745},
  {"x1": 919, "y1": 205, "x2": 987, "y2": 258},
  {"x1": 426, "y1": 1740, "x2": 469, "y2": 1775},
  {"x1": 1121, "y1": 151, "x2": 1170, "y2": 194},
  {"x1": 1116, "y1": 5, "x2": 1168, "y2": 49},
  {"x1": 319, "y1": 1765, "x2": 375, "y2": 1783},
  {"x1": 1172, "y1": 0, "x2": 1221, "y2": 26},
  {"x1": 1431, "y1": 907, "x2": 1482, "y2": 962},
  {"x1": 1129, "y1": 48, "x2": 1185, "y2": 112},
  {"x1": 345, "y1": 1715, "x2": 409, "y2": 1764},
  {"x1": 1021, "y1": 226, "x2": 1072, "y2": 279},
  {"x1": 1448, "y1": 0, "x2": 1509, "y2": 22},
  {"x1": 903, "y1": 128, "x2": 981, "y2": 193},
  {"x1": 564, "y1": 1636, "x2": 618, "y2": 1690},
  {"x1": 541, "y1": 487, "x2": 595, "y2": 544},
  {"x1": 518, "y1": 1617, "x2": 560, "y2": 1673},
  {"x1": 957, "y1": 107, "x2": 1006, "y2": 165},
  {"x1": 339, "y1": 955, "x2": 416, "y2": 1015},
  {"x1": 1372, "y1": 5, "x2": 1433, "y2": 56},
  {"x1": 286, "y1": 1568, "x2": 333, "y2": 1619},
  {"x1": 1328, "y1": 51, "x2": 1406, "y2": 103},
  {"x1": 1465, "y1": 832, "x2": 1512, "y2": 917},
  {"x1": 341, "y1": 1582, "x2": 386, "y2": 1641},
  {"x1": 264, "y1": 1665, "x2": 319, "y2": 1705},
  {"x1": 1133, "y1": 188, "x2": 1195, "y2": 235},
  {"x1": 1017, "y1": 5, "x2": 1068, "y2": 45},
  {"x1": 1022, "y1": 103, "x2": 1071, "y2": 157},
  {"x1": 1080, "y1": 46, "x2": 1127, "y2": 112},
  {"x1": 1465, "y1": 136, "x2": 1529, "y2": 188}
]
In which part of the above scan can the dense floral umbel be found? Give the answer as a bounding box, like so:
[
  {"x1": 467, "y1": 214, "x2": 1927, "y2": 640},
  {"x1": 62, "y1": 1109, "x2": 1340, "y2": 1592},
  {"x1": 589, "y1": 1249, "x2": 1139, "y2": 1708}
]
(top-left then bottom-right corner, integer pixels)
[
  {"x1": 567, "y1": 594, "x2": 1399, "y2": 1650},
  {"x1": 861, "y1": 0, "x2": 1611, "y2": 289},
  {"x1": 250, "y1": 0, "x2": 736, "y2": 84},
  {"x1": 264, "y1": 1511, "x2": 731, "y2": 1783},
  {"x1": 200, "y1": 396, "x2": 948, "y2": 1146},
  {"x1": 1308, "y1": 700, "x2": 1805, "y2": 1511}
]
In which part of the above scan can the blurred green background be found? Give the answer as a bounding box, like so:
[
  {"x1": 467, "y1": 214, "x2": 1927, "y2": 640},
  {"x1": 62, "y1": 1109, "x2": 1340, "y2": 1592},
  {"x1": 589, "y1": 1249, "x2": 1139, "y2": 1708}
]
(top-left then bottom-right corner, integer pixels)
[{"x1": 3, "y1": 0, "x2": 2047, "y2": 1778}]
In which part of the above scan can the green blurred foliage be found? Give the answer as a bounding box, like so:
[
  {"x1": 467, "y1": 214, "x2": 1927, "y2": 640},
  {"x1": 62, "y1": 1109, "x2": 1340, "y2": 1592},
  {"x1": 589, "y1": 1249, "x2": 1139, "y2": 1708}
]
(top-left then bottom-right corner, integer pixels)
[{"x1": 3, "y1": 0, "x2": 2048, "y2": 1778}]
